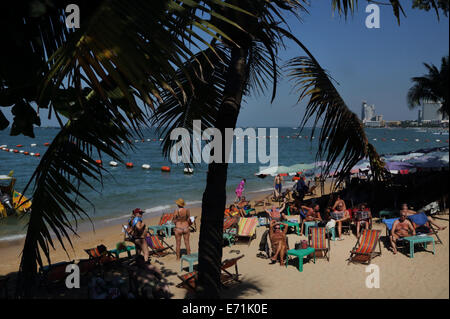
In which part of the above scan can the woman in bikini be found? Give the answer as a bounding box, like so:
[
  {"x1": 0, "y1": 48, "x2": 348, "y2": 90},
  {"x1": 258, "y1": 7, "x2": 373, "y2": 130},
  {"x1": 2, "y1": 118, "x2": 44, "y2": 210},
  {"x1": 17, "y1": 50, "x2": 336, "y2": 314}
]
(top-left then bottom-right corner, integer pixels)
[
  {"x1": 127, "y1": 208, "x2": 149, "y2": 262},
  {"x1": 173, "y1": 198, "x2": 191, "y2": 260}
]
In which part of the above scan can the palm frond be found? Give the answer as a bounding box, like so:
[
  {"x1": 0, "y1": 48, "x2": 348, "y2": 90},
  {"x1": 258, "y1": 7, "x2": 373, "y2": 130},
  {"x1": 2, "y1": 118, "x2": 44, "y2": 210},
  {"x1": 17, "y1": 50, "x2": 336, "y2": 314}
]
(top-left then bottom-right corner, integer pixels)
[
  {"x1": 16, "y1": 92, "x2": 135, "y2": 297},
  {"x1": 285, "y1": 56, "x2": 388, "y2": 186},
  {"x1": 152, "y1": 45, "x2": 229, "y2": 164}
]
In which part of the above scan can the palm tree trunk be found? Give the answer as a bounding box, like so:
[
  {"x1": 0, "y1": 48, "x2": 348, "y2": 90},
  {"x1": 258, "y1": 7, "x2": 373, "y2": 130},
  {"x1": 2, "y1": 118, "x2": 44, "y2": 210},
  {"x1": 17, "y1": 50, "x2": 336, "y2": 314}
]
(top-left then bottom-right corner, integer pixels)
[{"x1": 196, "y1": 45, "x2": 249, "y2": 298}]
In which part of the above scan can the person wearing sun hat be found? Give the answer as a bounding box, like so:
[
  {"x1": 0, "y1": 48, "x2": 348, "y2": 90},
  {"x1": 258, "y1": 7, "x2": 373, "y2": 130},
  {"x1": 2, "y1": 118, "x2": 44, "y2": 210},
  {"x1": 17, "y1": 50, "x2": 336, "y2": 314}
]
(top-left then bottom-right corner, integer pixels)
[{"x1": 173, "y1": 198, "x2": 191, "y2": 260}]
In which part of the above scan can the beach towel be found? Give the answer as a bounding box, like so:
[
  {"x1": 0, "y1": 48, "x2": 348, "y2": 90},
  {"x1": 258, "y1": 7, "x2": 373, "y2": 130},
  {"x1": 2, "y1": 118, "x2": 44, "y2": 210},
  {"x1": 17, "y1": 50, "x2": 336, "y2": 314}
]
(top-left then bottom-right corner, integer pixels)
[{"x1": 235, "y1": 180, "x2": 245, "y2": 198}]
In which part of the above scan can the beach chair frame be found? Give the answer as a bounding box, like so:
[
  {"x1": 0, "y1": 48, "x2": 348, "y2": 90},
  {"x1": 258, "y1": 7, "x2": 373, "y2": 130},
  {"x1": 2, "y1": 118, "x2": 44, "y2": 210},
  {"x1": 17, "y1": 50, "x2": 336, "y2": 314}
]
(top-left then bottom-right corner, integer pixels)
[
  {"x1": 408, "y1": 212, "x2": 443, "y2": 245},
  {"x1": 177, "y1": 255, "x2": 244, "y2": 292},
  {"x1": 146, "y1": 234, "x2": 175, "y2": 257},
  {"x1": 308, "y1": 227, "x2": 331, "y2": 262},
  {"x1": 347, "y1": 229, "x2": 382, "y2": 265}
]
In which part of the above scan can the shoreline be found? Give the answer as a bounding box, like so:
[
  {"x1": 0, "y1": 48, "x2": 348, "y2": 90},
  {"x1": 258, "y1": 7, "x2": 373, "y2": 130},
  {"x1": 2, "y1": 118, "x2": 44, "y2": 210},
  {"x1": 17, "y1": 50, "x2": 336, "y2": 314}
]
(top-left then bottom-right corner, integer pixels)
[{"x1": 0, "y1": 183, "x2": 314, "y2": 275}]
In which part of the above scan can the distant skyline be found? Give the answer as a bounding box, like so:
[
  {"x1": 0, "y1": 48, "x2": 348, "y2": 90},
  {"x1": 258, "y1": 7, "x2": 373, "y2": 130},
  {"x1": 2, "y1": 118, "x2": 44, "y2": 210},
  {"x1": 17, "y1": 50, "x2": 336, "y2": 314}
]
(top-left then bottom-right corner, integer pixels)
[{"x1": 1, "y1": 2, "x2": 449, "y2": 129}]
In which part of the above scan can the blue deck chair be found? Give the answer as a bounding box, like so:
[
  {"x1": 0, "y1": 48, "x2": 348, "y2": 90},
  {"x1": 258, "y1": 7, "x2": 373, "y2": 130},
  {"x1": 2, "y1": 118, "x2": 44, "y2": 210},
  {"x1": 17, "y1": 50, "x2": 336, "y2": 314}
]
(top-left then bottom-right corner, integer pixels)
[
  {"x1": 383, "y1": 217, "x2": 409, "y2": 251},
  {"x1": 408, "y1": 212, "x2": 443, "y2": 244}
]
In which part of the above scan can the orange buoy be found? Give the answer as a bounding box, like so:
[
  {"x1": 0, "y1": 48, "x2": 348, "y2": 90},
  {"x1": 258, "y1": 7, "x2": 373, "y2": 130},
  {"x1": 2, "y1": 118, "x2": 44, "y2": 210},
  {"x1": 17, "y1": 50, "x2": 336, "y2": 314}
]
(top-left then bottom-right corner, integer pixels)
[
  {"x1": 24, "y1": 151, "x2": 29, "y2": 155},
  {"x1": 126, "y1": 162, "x2": 134, "y2": 168},
  {"x1": 161, "y1": 166, "x2": 171, "y2": 172},
  {"x1": 35, "y1": 153, "x2": 40, "y2": 157},
  {"x1": 44, "y1": 142, "x2": 50, "y2": 146},
  {"x1": 16, "y1": 144, "x2": 23, "y2": 148},
  {"x1": 95, "y1": 160, "x2": 102, "y2": 166}
]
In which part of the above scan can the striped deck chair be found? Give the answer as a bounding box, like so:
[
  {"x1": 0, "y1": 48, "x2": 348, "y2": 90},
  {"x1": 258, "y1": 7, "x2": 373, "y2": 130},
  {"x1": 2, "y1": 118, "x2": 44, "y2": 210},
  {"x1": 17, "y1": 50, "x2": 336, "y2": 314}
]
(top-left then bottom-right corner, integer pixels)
[
  {"x1": 223, "y1": 217, "x2": 238, "y2": 247},
  {"x1": 148, "y1": 213, "x2": 174, "y2": 236},
  {"x1": 236, "y1": 217, "x2": 258, "y2": 245},
  {"x1": 308, "y1": 227, "x2": 330, "y2": 261},
  {"x1": 146, "y1": 234, "x2": 175, "y2": 257},
  {"x1": 348, "y1": 229, "x2": 382, "y2": 265},
  {"x1": 84, "y1": 245, "x2": 117, "y2": 265},
  {"x1": 177, "y1": 255, "x2": 244, "y2": 292}
]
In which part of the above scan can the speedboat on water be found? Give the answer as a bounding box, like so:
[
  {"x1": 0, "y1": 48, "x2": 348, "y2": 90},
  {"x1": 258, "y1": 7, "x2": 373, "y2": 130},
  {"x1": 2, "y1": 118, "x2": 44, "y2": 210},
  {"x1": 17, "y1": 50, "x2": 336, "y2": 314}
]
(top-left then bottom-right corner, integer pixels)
[{"x1": 0, "y1": 171, "x2": 32, "y2": 218}]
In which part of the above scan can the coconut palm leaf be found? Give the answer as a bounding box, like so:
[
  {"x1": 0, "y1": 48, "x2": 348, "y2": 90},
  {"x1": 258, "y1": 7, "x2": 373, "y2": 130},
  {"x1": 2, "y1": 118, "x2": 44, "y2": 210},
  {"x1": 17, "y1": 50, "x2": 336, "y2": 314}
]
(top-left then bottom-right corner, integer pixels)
[
  {"x1": 407, "y1": 56, "x2": 449, "y2": 116},
  {"x1": 152, "y1": 45, "x2": 229, "y2": 165},
  {"x1": 331, "y1": 0, "x2": 406, "y2": 23},
  {"x1": 285, "y1": 56, "x2": 388, "y2": 185},
  {"x1": 16, "y1": 92, "x2": 135, "y2": 297}
]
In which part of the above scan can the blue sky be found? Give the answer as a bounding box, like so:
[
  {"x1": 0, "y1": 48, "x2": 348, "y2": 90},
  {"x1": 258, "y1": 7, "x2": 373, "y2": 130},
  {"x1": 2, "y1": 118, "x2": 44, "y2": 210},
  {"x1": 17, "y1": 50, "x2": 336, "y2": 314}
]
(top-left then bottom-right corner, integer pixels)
[
  {"x1": 2, "y1": 1, "x2": 449, "y2": 128},
  {"x1": 237, "y1": 1, "x2": 449, "y2": 126}
]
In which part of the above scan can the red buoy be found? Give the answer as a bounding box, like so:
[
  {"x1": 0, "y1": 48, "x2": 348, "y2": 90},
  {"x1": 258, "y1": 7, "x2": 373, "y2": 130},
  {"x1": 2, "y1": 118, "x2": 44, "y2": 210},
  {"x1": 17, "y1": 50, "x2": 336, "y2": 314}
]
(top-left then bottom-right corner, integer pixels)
[
  {"x1": 161, "y1": 166, "x2": 171, "y2": 172},
  {"x1": 292, "y1": 176, "x2": 300, "y2": 181},
  {"x1": 24, "y1": 151, "x2": 29, "y2": 155},
  {"x1": 13, "y1": 149, "x2": 19, "y2": 153},
  {"x1": 16, "y1": 144, "x2": 23, "y2": 148},
  {"x1": 126, "y1": 162, "x2": 134, "y2": 168},
  {"x1": 35, "y1": 153, "x2": 40, "y2": 157},
  {"x1": 95, "y1": 160, "x2": 102, "y2": 166},
  {"x1": 44, "y1": 142, "x2": 50, "y2": 146}
]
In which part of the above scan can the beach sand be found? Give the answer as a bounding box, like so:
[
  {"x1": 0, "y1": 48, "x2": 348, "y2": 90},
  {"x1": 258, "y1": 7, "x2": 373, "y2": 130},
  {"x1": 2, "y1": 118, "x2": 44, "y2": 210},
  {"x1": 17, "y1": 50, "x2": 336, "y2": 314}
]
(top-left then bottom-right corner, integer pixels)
[{"x1": 0, "y1": 185, "x2": 448, "y2": 299}]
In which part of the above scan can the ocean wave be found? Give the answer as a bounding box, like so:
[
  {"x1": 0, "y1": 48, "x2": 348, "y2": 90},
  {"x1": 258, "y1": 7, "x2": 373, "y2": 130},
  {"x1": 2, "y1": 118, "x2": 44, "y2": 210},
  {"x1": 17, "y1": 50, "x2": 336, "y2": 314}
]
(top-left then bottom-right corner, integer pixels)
[{"x1": 0, "y1": 233, "x2": 26, "y2": 242}]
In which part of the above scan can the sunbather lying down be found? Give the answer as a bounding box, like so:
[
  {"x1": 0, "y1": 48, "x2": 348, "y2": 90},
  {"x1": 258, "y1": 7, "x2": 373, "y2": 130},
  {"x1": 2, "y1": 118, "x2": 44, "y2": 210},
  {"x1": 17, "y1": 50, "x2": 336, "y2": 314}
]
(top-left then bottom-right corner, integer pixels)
[{"x1": 401, "y1": 203, "x2": 447, "y2": 230}]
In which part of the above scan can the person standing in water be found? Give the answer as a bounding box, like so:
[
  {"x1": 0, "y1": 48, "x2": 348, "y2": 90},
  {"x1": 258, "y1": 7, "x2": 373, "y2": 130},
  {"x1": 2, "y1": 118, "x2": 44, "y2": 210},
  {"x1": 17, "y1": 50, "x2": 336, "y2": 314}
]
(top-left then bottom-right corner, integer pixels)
[
  {"x1": 273, "y1": 174, "x2": 283, "y2": 199},
  {"x1": 173, "y1": 198, "x2": 191, "y2": 260},
  {"x1": 235, "y1": 178, "x2": 246, "y2": 203}
]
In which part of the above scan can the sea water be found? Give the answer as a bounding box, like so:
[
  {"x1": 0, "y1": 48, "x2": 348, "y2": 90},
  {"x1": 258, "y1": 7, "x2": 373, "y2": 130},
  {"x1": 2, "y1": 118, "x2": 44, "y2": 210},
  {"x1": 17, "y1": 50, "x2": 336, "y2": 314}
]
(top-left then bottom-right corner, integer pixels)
[{"x1": 0, "y1": 126, "x2": 448, "y2": 241}]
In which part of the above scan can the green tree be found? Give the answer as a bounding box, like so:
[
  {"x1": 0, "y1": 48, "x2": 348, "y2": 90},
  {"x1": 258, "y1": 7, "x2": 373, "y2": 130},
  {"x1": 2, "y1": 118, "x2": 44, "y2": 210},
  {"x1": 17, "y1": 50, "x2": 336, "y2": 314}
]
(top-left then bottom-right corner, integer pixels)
[{"x1": 407, "y1": 56, "x2": 449, "y2": 117}]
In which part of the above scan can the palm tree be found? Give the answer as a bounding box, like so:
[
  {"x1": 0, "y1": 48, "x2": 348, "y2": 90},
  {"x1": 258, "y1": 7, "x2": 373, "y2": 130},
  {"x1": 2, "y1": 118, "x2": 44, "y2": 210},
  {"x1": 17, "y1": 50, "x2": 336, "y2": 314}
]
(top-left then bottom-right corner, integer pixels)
[
  {"x1": 0, "y1": 0, "x2": 439, "y2": 298},
  {"x1": 407, "y1": 56, "x2": 449, "y2": 117}
]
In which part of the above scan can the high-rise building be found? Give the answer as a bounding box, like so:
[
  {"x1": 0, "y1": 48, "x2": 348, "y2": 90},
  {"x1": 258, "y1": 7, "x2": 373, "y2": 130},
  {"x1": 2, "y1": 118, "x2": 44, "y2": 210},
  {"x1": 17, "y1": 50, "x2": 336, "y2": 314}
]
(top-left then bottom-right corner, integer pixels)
[
  {"x1": 361, "y1": 101, "x2": 376, "y2": 122},
  {"x1": 421, "y1": 101, "x2": 443, "y2": 122}
]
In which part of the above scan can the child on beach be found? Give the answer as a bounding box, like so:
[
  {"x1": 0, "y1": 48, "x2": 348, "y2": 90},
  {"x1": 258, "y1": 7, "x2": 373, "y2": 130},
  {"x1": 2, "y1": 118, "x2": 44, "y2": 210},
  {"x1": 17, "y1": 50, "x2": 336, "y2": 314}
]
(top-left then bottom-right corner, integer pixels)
[{"x1": 235, "y1": 179, "x2": 246, "y2": 202}]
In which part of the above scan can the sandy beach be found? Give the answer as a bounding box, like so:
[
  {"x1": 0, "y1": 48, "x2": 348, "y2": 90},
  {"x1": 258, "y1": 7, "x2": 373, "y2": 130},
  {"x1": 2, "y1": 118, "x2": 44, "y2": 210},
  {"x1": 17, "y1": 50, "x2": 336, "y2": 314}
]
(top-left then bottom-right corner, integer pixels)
[{"x1": 1, "y1": 183, "x2": 448, "y2": 299}]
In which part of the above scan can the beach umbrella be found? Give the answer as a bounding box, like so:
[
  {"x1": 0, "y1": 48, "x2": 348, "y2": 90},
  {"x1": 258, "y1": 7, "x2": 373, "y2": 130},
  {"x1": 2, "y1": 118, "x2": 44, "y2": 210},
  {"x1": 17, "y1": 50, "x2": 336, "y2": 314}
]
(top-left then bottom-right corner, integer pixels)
[{"x1": 385, "y1": 161, "x2": 415, "y2": 174}]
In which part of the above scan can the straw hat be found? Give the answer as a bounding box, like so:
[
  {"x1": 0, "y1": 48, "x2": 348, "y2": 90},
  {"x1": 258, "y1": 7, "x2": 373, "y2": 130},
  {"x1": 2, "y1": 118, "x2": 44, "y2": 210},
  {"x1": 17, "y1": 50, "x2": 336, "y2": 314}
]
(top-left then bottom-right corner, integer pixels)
[{"x1": 175, "y1": 198, "x2": 185, "y2": 207}]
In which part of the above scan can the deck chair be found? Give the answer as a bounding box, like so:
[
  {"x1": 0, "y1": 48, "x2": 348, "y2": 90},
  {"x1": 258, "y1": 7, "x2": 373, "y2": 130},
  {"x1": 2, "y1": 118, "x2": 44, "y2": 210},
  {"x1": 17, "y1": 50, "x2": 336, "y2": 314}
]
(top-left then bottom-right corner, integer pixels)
[
  {"x1": 348, "y1": 229, "x2": 382, "y2": 265},
  {"x1": 146, "y1": 234, "x2": 175, "y2": 257},
  {"x1": 236, "y1": 217, "x2": 258, "y2": 245},
  {"x1": 148, "y1": 213, "x2": 174, "y2": 236},
  {"x1": 408, "y1": 212, "x2": 443, "y2": 244},
  {"x1": 189, "y1": 216, "x2": 198, "y2": 232},
  {"x1": 223, "y1": 217, "x2": 238, "y2": 247},
  {"x1": 382, "y1": 217, "x2": 408, "y2": 251},
  {"x1": 84, "y1": 244, "x2": 118, "y2": 265},
  {"x1": 308, "y1": 227, "x2": 330, "y2": 261},
  {"x1": 177, "y1": 255, "x2": 244, "y2": 292}
]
